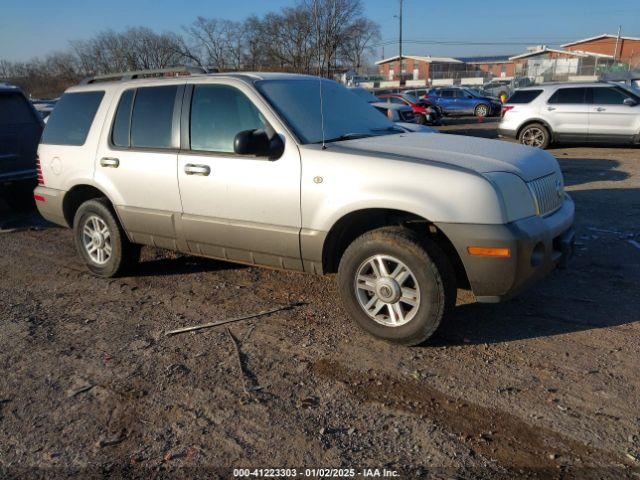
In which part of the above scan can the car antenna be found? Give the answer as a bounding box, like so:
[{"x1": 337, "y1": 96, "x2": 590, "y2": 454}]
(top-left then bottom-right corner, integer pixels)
[{"x1": 314, "y1": 1, "x2": 327, "y2": 150}]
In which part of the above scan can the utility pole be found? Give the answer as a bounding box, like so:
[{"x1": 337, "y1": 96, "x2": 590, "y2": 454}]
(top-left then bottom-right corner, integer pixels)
[
  {"x1": 398, "y1": 0, "x2": 403, "y2": 82},
  {"x1": 614, "y1": 25, "x2": 621, "y2": 62}
]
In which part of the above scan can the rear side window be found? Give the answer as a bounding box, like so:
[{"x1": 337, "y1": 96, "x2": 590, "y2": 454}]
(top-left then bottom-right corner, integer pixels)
[
  {"x1": 0, "y1": 93, "x2": 38, "y2": 125},
  {"x1": 111, "y1": 89, "x2": 135, "y2": 147},
  {"x1": 41, "y1": 91, "x2": 104, "y2": 145},
  {"x1": 548, "y1": 88, "x2": 587, "y2": 104},
  {"x1": 130, "y1": 86, "x2": 177, "y2": 149},
  {"x1": 507, "y1": 90, "x2": 543, "y2": 104}
]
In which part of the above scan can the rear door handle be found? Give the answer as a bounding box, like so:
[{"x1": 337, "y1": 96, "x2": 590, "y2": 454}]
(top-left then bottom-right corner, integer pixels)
[
  {"x1": 595, "y1": 107, "x2": 606, "y2": 112},
  {"x1": 547, "y1": 107, "x2": 556, "y2": 111},
  {"x1": 184, "y1": 164, "x2": 211, "y2": 176},
  {"x1": 100, "y1": 157, "x2": 119, "y2": 168}
]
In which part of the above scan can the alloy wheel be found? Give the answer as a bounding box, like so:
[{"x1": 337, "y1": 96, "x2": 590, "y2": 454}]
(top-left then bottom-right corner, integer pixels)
[
  {"x1": 82, "y1": 215, "x2": 112, "y2": 265},
  {"x1": 354, "y1": 254, "x2": 421, "y2": 327},
  {"x1": 521, "y1": 127, "x2": 546, "y2": 147}
]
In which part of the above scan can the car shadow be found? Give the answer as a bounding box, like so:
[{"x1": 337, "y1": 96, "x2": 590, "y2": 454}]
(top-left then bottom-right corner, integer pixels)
[
  {"x1": 134, "y1": 255, "x2": 246, "y2": 277},
  {"x1": 557, "y1": 157, "x2": 629, "y2": 186},
  {"x1": 427, "y1": 187, "x2": 640, "y2": 346},
  {"x1": 0, "y1": 201, "x2": 53, "y2": 231}
]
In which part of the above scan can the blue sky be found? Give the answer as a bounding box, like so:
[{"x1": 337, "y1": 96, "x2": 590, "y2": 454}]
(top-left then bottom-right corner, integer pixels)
[{"x1": 1, "y1": 0, "x2": 639, "y2": 61}]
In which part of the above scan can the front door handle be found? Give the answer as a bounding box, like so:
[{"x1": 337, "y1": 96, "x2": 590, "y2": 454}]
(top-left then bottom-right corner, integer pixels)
[
  {"x1": 100, "y1": 157, "x2": 119, "y2": 168},
  {"x1": 595, "y1": 107, "x2": 606, "y2": 112},
  {"x1": 184, "y1": 164, "x2": 211, "y2": 176},
  {"x1": 547, "y1": 106, "x2": 556, "y2": 111}
]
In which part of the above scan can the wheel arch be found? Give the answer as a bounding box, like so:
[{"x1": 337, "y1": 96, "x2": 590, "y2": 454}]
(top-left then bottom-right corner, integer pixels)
[
  {"x1": 62, "y1": 184, "x2": 120, "y2": 229},
  {"x1": 320, "y1": 208, "x2": 469, "y2": 289}
]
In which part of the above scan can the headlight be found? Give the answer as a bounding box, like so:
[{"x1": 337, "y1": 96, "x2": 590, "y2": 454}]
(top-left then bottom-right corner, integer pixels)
[{"x1": 485, "y1": 172, "x2": 536, "y2": 221}]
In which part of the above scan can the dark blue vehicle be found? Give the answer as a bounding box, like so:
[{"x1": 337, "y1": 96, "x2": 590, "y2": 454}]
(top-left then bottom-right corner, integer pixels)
[{"x1": 427, "y1": 87, "x2": 502, "y2": 117}]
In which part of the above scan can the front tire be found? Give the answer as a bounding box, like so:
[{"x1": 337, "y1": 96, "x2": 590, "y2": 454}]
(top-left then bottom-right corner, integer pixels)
[
  {"x1": 73, "y1": 198, "x2": 140, "y2": 277},
  {"x1": 518, "y1": 123, "x2": 550, "y2": 149},
  {"x1": 337, "y1": 227, "x2": 456, "y2": 345}
]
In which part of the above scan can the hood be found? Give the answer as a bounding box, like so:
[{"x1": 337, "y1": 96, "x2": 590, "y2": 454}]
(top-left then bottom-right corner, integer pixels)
[{"x1": 331, "y1": 132, "x2": 558, "y2": 182}]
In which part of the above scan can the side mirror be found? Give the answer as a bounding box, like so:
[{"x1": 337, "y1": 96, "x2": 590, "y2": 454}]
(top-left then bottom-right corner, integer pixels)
[
  {"x1": 234, "y1": 129, "x2": 284, "y2": 160},
  {"x1": 623, "y1": 98, "x2": 637, "y2": 106}
]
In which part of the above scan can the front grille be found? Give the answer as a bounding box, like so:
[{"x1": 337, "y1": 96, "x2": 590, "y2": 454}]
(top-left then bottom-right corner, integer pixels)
[{"x1": 527, "y1": 173, "x2": 564, "y2": 216}]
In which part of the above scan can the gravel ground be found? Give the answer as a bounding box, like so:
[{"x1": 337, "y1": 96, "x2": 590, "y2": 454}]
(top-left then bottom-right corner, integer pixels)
[{"x1": 0, "y1": 119, "x2": 639, "y2": 479}]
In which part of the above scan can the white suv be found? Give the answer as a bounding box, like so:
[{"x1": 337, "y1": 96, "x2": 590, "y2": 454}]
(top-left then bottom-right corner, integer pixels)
[
  {"x1": 499, "y1": 82, "x2": 640, "y2": 148},
  {"x1": 35, "y1": 70, "x2": 574, "y2": 345}
]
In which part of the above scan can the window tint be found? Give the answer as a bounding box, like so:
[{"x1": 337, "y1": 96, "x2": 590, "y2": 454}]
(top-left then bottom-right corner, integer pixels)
[
  {"x1": 0, "y1": 93, "x2": 37, "y2": 125},
  {"x1": 190, "y1": 85, "x2": 266, "y2": 153},
  {"x1": 440, "y1": 90, "x2": 454, "y2": 98},
  {"x1": 41, "y1": 91, "x2": 104, "y2": 145},
  {"x1": 592, "y1": 87, "x2": 629, "y2": 105},
  {"x1": 111, "y1": 89, "x2": 134, "y2": 147},
  {"x1": 507, "y1": 90, "x2": 543, "y2": 104},
  {"x1": 548, "y1": 88, "x2": 587, "y2": 104},
  {"x1": 131, "y1": 86, "x2": 177, "y2": 149}
]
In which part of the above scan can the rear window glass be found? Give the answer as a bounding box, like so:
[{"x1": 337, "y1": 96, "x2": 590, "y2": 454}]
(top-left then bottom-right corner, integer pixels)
[
  {"x1": 0, "y1": 93, "x2": 37, "y2": 125},
  {"x1": 507, "y1": 90, "x2": 543, "y2": 104},
  {"x1": 111, "y1": 89, "x2": 135, "y2": 147},
  {"x1": 41, "y1": 91, "x2": 104, "y2": 145},
  {"x1": 130, "y1": 86, "x2": 177, "y2": 149},
  {"x1": 548, "y1": 88, "x2": 587, "y2": 104}
]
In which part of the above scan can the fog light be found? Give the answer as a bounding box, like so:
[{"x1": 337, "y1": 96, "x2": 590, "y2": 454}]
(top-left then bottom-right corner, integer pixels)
[{"x1": 531, "y1": 242, "x2": 545, "y2": 267}]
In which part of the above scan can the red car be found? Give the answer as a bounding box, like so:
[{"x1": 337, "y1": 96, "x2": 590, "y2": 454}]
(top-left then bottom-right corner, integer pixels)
[{"x1": 377, "y1": 93, "x2": 442, "y2": 125}]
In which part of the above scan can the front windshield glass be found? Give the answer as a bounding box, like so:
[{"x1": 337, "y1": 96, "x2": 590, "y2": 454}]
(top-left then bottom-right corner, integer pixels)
[
  {"x1": 257, "y1": 79, "x2": 396, "y2": 144},
  {"x1": 463, "y1": 88, "x2": 481, "y2": 97}
]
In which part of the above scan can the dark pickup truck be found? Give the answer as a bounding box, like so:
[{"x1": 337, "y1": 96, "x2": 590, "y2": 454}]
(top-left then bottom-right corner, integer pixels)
[{"x1": 0, "y1": 83, "x2": 43, "y2": 210}]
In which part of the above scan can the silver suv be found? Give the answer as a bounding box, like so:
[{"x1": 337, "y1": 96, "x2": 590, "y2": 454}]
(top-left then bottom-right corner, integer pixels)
[
  {"x1": 35, "y1": 71, "x2": 575, "y2": 345},
  {"x1": 499, "y1": 82, "x2": 640, "y2": 148}
]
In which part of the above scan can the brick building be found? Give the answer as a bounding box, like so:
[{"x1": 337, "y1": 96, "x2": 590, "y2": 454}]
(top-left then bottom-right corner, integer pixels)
[
  {"x1": 375, "y1": 55, "x2": 464, "y2": 82},
  {"x1": 562, "y1": 34, "x2": 640, "y2": 67}
]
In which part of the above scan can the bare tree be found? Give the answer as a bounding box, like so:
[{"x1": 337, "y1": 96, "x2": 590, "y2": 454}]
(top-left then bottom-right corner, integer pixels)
[
  {"x1": 2, "y1": 1, "x2": 381, "y2": 96},
  {"x1": 339, "y1": 18, "x2": 380, "y2": 73}
]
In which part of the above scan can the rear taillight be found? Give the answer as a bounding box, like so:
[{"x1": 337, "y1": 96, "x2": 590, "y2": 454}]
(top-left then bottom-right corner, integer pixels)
[
  {"x1": 36, "y1": 154, "x2": 44, "y2": 185},
  {"x1": 501, "y1": 105, "x2": 514, "y2": 116}
]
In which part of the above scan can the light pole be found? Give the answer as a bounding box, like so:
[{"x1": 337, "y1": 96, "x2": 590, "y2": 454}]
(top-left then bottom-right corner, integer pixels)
[{"x1": 398, "y1": 0, "x2": 403, "y2": 81}]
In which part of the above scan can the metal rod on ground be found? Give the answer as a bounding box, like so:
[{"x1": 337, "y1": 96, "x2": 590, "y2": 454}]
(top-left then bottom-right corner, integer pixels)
[
  {"x1": 164, "y1": 302, "x2": 303, "y2": 336},
  {"x1": 226, "y1": 327, "x2": 250, "y2": 395}
]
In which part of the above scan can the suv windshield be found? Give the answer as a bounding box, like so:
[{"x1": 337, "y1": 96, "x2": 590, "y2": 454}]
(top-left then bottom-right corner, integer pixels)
[{"x1": 257, "y1": 79, "x2": 395, "y2": 144}]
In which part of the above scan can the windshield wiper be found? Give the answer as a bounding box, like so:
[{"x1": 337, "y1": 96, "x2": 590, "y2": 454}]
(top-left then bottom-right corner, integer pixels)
[
  {"x1": 371, "y1": 126, "x2": 406, "y2": 133},
  {"x1": 319, "y1": 132, "x2": 375, "y2": 144}
]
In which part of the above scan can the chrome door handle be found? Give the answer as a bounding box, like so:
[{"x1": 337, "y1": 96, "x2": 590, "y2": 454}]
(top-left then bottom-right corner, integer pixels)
[
  {"x1": 547, "y1": 107, "x2": 556, "y2": 111},
  {"x1": 100, "y1": 157, "x2": 119, "y2": 168},
  {"x1": 184, "y1": 164, "x2": 211, "y2": 176},
  {"x1": 595, "y1": 107, "x2": 606, "y2": 112}
]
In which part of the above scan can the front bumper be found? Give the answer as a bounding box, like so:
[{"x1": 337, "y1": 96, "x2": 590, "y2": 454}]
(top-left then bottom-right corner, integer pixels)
[{"x1": 436, "y1": 195, "x2": 575, "y2": 303}]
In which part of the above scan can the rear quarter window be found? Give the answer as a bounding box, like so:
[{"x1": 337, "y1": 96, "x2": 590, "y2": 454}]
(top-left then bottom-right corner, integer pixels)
[
  {"x1": 0, "y1": 93, "x2": 38, "y2": 125},
  {"x1": 507, "y1": 90, "x2": 543, "y2": 104},
  {"x1": 41, "y1": 91, "x2": 104, "y2": 146}
]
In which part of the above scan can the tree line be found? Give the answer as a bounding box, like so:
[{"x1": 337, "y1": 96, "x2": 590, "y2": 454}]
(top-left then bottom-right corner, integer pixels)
[{"x1": 1, "y1": 0, "x2": 380, "y2": 98}]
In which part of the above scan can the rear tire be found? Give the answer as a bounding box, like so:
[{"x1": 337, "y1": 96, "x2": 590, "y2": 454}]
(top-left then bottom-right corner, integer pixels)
[
  {"x1": 337, "y1": 227, "x2": 456, "y2": 346},
  {"x1": 474, "y1": 104, "x2": 490, "y2": 117},
  {"x1": 73, "y1": 198, "x2": 140, "y2": 277},
  {"x1": 518, "y1": 123, "x2": 550, "y2": 149}
]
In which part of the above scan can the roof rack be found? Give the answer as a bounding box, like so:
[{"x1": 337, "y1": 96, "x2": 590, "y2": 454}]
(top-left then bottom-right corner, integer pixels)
[{"x1": 80, "y1": 66, "x2": 207, "y2": 85}]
